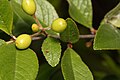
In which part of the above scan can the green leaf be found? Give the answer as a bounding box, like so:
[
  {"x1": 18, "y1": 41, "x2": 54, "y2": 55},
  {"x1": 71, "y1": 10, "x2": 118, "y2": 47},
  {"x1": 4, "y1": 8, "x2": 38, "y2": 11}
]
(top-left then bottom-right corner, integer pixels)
[
  {"x1": 61, "y1": 48, "x2": 93, "y2": 80},
  {"x1": 60, "y1": 18, "x2": 79, "y2": 43},
  {"x1": 67, "y1": 0, "x2": 93, "y2": 28},
  {"x1": 0, "y1": 0, "x2": 13, "y2": 35},
  {"x1": 0, "y1": 39, "x2": 6, "y2": 46},
  {"x1": 42, "y1": 37, "x2": 61, "y2": 67},
  {"x1": 105, "y1": 2, "x2": 120, "y2": 28},
  {"x1": 94, "y1": 23, "x2": 120, "y2": 50},
  {"x1": 0, "y1": 43, "x2": 38, "y2": 80},
  {"x1": 35, "y1": 0, "x2": 58, "y2": 27}
]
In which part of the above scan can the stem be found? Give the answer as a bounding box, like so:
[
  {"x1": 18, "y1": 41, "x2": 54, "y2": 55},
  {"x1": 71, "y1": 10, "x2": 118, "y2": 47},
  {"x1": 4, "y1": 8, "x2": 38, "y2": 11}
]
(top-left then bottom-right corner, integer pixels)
[
  {"x1": 33, "y1": 14, "x2": 43, "y2": 30},
  {"x1": 50, "y1": 34, "x2": 95, "y2": 39},
  {"x1": 30, "y1": 31, "x2": 41, "y2": 37},
  {"x1": 6, "y1": 40, "x2": 14, "y2": 44},
  {"x1": 10, "y1": 34, "x2": 16, "y2": 40},
  {"x1": 32, "y1": 36, "x2": 44, "y2": 40},
  {"x1": 33, "y1": 14, "x2": 49, "y2": 36},
  {"x1": 12, "y1": 36, "x2": 17, "y2": 40},
  {"x1": 90, "y1": 28, "x2": 97, "y2": 35},
  {"x1": 79, "y1": 34, "x2": 95, "y2": 39},
  {"x1": 51, "y1": 34, "x2": 95, "y2": 39},
  {"x1": 67, "y1": 43, "x2": 73, "y2": 48},
  {"x1": 31, "y1": 34, "x2": 95, "y2": 41}
]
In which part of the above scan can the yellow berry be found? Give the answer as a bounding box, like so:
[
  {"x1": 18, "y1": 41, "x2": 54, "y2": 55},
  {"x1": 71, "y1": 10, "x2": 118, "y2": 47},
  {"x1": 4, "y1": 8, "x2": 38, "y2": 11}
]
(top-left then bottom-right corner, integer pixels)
[
  {"x1": 22, "y1": 0, "x2": 36, "y2": 15},
  {"x1": 51, "y1": 18, "x2": 67, "y2": 33},
  {"x1": 32, "y1": 23, "x2": 39, "y2": 32},
  {"x1": 15, "y1": 34, "x2": 32, "y2": 49}
]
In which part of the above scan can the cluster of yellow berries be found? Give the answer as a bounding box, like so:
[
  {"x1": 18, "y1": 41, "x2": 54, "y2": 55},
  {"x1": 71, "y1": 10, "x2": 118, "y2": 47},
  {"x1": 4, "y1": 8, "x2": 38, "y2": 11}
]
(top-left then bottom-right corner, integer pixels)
[{"x1": 15, "y1": 0, "x2": 67, "y2": 49}]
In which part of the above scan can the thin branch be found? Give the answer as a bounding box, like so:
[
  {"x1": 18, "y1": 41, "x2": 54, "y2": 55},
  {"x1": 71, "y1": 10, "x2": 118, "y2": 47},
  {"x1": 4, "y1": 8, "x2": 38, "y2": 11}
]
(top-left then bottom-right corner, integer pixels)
[
  {"x1": 12, "y1": 36, "x2": 17, "y2": 40},
  {"x1": 51, "y1": 34, "x2": 95, "y2": 39},
  {"x1": 6, "y1": 40, "x2": 14, "y2": 44},
  {"x1": 79, "y1": 34, "x2": 95, "y2": 39},
  {"x1": 10, "y1": 34, "x2": 16, "y2": 40},
  {"x1": 31, "y1": 34, "x2": 95, "y2": 41},
  {"x1": 33, "y1": 14, "x2": 43, "y2": 30},
  {"x1": 32, "y1": 36, "x2": 44, "y2": 40},
  {"x1": 30, "y1": 31, "x2": 41, "y2": 37}
]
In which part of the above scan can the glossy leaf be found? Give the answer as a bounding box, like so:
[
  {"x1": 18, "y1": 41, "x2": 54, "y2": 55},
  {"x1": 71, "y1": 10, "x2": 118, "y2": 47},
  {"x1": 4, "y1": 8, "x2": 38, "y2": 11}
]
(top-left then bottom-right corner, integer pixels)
[
  {"x1": 60, "y1": 18, "x2": 79, "y2": 43},
  {"x1": 61, "y1": 48, "x2": 93, "y2": 80},
  {"x1": 94, "y1": 23, "x2": 120, "y2": 50},
  {"x1": 67, "y1": 0, "x2": 93, "y2": 28},
  {"x1": 35, "y1": 0, "x2": 58, "y2": 27},
  {"x1": 0, "y1": 43, "x2": 38, "y2": 80},
  {"x1": 105, "y1": 2, "x2": 120, "y2": 28},
  {"x1": 42, "y1": 37, "x2": 61, "y2": 67},
  {"x1": 0, "y1": 0, "x2": 13, "y2": 35}
]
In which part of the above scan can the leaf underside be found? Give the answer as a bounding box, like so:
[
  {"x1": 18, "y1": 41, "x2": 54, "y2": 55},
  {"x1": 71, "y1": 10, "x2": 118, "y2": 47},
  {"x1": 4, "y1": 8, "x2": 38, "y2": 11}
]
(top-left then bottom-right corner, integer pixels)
[
  {"x1": 67, "y1": 0, "x2": 93, "y2": 28},
  {"x1": 42, "y1": 37, "x2": 61, "y2": 67}
]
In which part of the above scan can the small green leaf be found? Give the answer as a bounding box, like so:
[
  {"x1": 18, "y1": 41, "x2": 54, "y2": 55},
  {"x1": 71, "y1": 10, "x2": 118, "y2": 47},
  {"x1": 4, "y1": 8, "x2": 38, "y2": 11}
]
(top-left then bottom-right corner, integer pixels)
[
  {"x1": 0, "y1": 43, "x2": 38, "y2": 80},
  {"x1": 60, "y1": 18, "x2": 79, "y2": 43},
  {"x1": 0, "y1": 39, "x2": 6, "y2": 46},
  {"x1": 67, "y1": 0, "x2": 93, "y2": 28},
  {"x1": 35, "y1": 0, "x2": 58, "y2": 27},
  {"x1": 42, "y1": 37, "x2": 61, "y2": 67},
  {"x1": 94, "y1": 23, "x2": 120, "y2": 50},
  {"x1": 61, "y1": 48, "x2": 93, "y2": 80},
  {"x1": 105, "y1": 2, "x2": 120, "y2": 28},
  {"x1": 0, "y1": 0, "x2": 13, "y2": 35}
]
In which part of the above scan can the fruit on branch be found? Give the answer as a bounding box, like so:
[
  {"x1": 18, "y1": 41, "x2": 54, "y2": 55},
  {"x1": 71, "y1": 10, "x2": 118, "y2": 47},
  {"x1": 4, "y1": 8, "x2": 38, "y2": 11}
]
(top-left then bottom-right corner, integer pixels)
[
  {"x1": 15, "y1": 34, "x2": 32, "y2": 49},
  {"x1": 32, "y1": 23, "x2": 39, "y2": 32},
  {"x1": 22, "y1": 0, "x2": 36, "y2": 15},
  {"x1": 51, "y1": 18, "x2": 67, "y2": 33}
]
